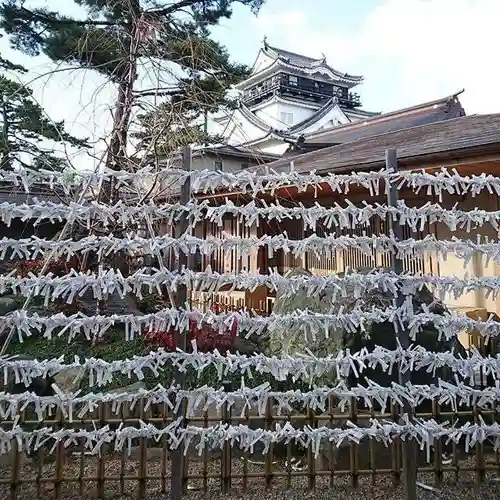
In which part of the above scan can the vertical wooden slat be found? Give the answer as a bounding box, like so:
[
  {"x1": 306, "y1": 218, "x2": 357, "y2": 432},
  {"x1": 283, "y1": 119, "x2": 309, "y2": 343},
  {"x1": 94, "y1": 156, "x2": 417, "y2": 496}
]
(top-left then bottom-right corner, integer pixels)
[
  {"x1": 452, "y1": 418, "x2": 459, "y2": 484},
  {"x1": 202, "y1": 409, "x2": 209, "y2": 493},
  {"x1": 432, "y1": 399, "x2": 443, "y2": 486},
  {"x1": 242, "y1": 405, "x2": 249, "y2": 492},
  {"x1": 391, "y1": 401, "x2": 401, "y2": 486},
  {"x1": 119, "y1": 395, "x2": 127, "y2": 496},
  {"x1": 474, "y1": 401, "x2": 485, "y2": 484},
  {"x1": 10, "y1": 411, "x2": 22, "y2": 500},
  {"x1": 97, "y1": 403, "x2": 106, "y2": 498},
  {"x1": 171, "y1": 145, "x2": 191, "y2": 500},
  {"x1": 286, "y1": 424, "x2": 292, "y2": 489},
  {"x1": 329, "y1": 396, "x2": 336, "y2": 489},
  {"x1": 307, "y1": 407, "x2": 316, "y2": 491},
  {"x1": 36, "y1": 451, "x2": 44, "y2": 498},
  {"x1": 78, "y1": 431, "x2": 85, "y2": 497},
  {"x1": 54, "y1": 410, "x2": 65, "y2": 500},
  {"x1": 369, "y1": 399, "x2": 376, "y2": 486},
  {"x1": 138, "y1": 399, "x2": 147, "y2": 499},
  {"x1": 265, "y1": 397, "x2": 273, "y2": 490},
  {"x1": 386, "y1": 149, "x2": 417, "y2": 500},
  {"x1": 349, "y1": 398, "x2": 358, "y2": 488},
  {"x1": 161, "y1": 403, "x2": 169, "y2": 494},
  {"x1": 221, "y1": 380, "x2": 232, "y2": 493}
]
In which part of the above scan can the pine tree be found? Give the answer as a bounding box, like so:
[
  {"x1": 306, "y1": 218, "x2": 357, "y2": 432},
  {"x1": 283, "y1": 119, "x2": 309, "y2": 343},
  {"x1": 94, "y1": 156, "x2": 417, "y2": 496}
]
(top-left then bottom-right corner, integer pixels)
[
  {"x1": 0, "y1": 0, "x2": 264, "y2": 176},
  {"x1": 0, "y1": 56, "x2": 89, "y2": 171}
]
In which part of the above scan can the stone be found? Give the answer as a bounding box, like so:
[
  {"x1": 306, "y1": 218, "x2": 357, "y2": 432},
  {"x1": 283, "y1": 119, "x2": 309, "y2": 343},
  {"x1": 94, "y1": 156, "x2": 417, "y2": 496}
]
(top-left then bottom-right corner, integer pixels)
[
  {"x1": 80, "y1": 289, "x2": 142, "y2": 316},
  {"x1": 231, "y1": 336, "x2": 261, "y2": 355},
  {"x1": 106, "y1": 381, "x2": 147, "y2": 419},
  {"x1": 0, "y1": 295, "x2": 18, "y2": 315},
  {"x1": 53, "y1": 368, "x2": 84, "y2": 393}
]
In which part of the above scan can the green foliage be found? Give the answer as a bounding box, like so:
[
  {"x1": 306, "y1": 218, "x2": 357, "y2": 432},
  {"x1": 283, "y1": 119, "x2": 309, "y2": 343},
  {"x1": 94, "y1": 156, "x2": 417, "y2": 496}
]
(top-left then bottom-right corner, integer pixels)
[
  {"x1": 0, "y1": 0, "x2": 265, "y2": 160},
  {"x1": 0, "y1": 58, "x2": 89, "y2": 170}
]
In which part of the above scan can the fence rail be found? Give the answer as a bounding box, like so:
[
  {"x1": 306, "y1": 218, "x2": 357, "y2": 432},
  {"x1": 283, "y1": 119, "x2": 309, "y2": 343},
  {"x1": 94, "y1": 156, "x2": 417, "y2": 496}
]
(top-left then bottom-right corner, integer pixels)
[{"x1": 0, "y1": 397, "x2": 498, "y2": 499}]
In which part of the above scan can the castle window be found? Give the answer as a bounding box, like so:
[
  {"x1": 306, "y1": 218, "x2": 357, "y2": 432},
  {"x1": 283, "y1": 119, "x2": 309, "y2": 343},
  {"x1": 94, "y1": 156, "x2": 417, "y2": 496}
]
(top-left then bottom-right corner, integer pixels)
[
  {"x1": 214, "y1": 160, "x2": 223, "y2": 171},
  {"x1": 288, "y1": 75, "x2": 298, "y2": 86},
  {"x1": 280, "y1": 112, "x2": 294, "y2": 126}
]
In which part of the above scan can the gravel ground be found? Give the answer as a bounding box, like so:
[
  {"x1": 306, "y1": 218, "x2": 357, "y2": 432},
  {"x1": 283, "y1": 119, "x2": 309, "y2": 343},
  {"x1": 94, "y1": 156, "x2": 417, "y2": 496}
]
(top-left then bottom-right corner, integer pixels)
[{"x1": 0, "y1": 452, "x2": 499, "y2": 500}]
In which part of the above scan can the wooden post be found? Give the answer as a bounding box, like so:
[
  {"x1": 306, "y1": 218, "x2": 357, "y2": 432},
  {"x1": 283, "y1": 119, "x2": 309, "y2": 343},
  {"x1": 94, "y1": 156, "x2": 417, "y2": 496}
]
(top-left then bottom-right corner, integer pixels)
[
  {"x1": 385, "y1": 149, "x2": 418, "y2": 500},
  {"x1": 171, "y1": 145, "x2": 192, "y2": 500},
  {"x1": 221, "y1": 379, "x2": 232, "y2": 493}
]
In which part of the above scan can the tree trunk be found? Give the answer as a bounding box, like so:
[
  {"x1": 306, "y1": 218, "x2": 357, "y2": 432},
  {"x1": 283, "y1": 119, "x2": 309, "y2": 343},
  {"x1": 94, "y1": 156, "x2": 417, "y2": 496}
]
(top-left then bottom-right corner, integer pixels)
[
  {"x1": 101, "y1": 2, "x2": 141, "y2": 204},
  {"x1": 1, "y1": 100, "x2": 11, "y2": 170}
]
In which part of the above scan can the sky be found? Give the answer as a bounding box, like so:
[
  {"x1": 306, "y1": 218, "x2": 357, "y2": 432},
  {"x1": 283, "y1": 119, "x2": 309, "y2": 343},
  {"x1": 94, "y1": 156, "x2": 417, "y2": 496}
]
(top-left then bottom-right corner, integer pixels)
[{"x1": 1, "y1": 0, "x2": 499, "y2": 170}]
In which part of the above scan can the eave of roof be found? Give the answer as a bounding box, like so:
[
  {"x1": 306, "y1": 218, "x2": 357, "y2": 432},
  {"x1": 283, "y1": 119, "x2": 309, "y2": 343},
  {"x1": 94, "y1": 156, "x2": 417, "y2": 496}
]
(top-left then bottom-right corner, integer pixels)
[
  {"x1": 200, "y1": 145, "x2": 280, "y2": 162},
  {"x1": 302, "y1": 92, "x2": 465, "y2": 146},
  {"x1": 261, "y1": 113, "x2": 500, "y2": 175},
  {"x1": 236, "y1": 99, "x2": 348, "y2": 139},
  {"x1": 0, "y1": 181, "x2": 69, "y2": 205},
  {"x1": 158, "y1": 114, "x2": 500, "y2": 205},
  {"x1": 344, "y1": 108, "x2": 381, "y2": 119},
  {"x1": 238, "y1": 57, "x2": 362, "y2": 90},
  {"x1": 285, "y1": 98, "x2": 343, "y2": 134}
]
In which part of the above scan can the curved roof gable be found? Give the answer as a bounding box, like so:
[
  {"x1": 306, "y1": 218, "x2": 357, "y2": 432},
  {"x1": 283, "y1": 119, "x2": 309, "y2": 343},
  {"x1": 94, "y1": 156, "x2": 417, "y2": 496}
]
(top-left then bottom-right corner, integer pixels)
[
  {"x1": 285, "y1": 98, "x2": 349, "y2": 135},
  {"x1": 301, "y1": 93, "x2": 466, "y2": 148},
  {"x1": 232, "y1": 100, "x2": 350, "y2": 141},
  {"x1": 241, "y1": 41, "x2": 363, "y2": 88},
  {"x1": 263, "y1": 42, "x2": 363, "y2": 84}
]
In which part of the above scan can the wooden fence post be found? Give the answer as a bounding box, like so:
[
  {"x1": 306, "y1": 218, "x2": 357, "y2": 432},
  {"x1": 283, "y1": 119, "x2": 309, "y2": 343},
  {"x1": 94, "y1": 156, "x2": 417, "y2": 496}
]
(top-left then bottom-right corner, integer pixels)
[
  {"x1": 385, "y1": 149, "x2": 418, "y2": 500},
  {"x1": 171, "y1": 145, "x2": 192, "y2": 500}
]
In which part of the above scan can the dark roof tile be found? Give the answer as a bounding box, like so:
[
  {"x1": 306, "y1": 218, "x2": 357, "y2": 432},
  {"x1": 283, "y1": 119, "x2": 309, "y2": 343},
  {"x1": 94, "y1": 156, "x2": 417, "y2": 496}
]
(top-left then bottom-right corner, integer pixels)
[
  {"x1": 302, "y1": 94, "x2": 465, "y2": 147},
  {"x1": 259, "y1": 113, "x2": 500, "y2": 175}
]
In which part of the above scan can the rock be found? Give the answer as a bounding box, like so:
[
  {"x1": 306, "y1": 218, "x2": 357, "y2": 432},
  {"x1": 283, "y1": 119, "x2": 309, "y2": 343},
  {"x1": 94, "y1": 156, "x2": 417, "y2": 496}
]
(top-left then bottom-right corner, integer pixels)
[
  {"x1": 53, "y1": 368, "x2": 84, "y2": 393},
  {"x1": 0, "y1": 295, "x2": 18, "y2": 315},
  {"x1": 107, "y1": 381, "x2": 147, "y2": 394},
  {"x1": 80, "y1": 289, "x2": 142, "y2": 316},
  {"x1": 106, "y1": 381, "x2": 147, "y2": 419},
  {"x1": 231, "y1": 336, "x2": 261, "y2": 355}
]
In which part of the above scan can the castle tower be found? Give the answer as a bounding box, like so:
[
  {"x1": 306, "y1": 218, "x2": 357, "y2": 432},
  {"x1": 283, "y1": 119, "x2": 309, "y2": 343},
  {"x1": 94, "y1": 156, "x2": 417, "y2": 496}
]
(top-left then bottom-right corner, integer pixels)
[{"x1": 216, "y1": 39, "x2": 379, "y2": 155}]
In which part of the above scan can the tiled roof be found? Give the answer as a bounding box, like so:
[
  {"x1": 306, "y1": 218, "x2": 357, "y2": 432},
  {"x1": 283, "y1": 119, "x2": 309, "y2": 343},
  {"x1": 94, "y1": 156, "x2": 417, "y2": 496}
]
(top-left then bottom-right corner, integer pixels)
[
  {"x1": 258, "y1": 113, "x2": 500, "y2": 175},
  {"x1": 0, "y1": 181, "x2": 66, "y2": 205},
  {"x1": 201, "y1": 145, "x2": 280, "y2": 162},
  {"x1": 300, "y1": 94, "x2": 465, "y2": 148},
  {"x1": 264, "y1": 44, "x2": 324, "y2": 68},
  {"x1": 263, "y1": 43, "x2": 363, "y2": 83}
]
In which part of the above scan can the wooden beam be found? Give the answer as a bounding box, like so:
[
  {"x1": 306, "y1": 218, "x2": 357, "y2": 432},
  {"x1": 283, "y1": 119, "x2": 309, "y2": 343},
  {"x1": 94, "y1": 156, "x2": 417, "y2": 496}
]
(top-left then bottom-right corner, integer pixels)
[
  {"x1": 171, "y1": 145, "x2": 192, "y2": 500},
  {"x1": 386, "y1": 149, "x2": 418, "y2": 500}
]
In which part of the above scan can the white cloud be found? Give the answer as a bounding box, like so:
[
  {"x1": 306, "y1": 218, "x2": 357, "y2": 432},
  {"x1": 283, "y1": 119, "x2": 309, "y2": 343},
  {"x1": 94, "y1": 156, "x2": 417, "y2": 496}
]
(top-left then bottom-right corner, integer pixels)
[{"x1": 251, "y1": 0, "x2": 500, "y2": 114}]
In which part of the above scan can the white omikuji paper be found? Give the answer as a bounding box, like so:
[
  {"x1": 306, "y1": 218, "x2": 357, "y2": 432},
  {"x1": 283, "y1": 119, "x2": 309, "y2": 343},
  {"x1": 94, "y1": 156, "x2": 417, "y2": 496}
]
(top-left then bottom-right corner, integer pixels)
[
  {"x1": 0, "y1": 414, "x2": 499, "y2": 460},
  {"x1": 2, "y1": 233, "x2": 500, "y2": 265},
  {"x1": 2, "y1": 166, "x2": 500, "y2": 199},
  {"x1": 1, "y1": 165, "x2": 500, "y2": 456},
  {"x1": 2, "y1": 302, "x2": 500, "y2": 342},
  {"x1": 0, "y1": 342, "x2": 496, "y2": 389},
  {"x1": 2, "y1": 197, "x2": 500, "y2": 234},
  {"x1": 1, "y1": 268, "x2": 500, "y2": 304},
  {"x1": 0, "y1": 378, "x2": 498, "y2": 422}
]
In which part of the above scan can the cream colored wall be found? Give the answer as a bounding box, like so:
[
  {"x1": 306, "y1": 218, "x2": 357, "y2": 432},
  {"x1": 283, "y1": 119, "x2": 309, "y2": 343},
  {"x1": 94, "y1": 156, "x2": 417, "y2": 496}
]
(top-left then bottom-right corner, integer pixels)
[
  {"x1": 277, "y1": 191, "x2": 500, "y2": 316},
  {"x1": 433, "y1": 191, "x2": 500, "y2": 315}
]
